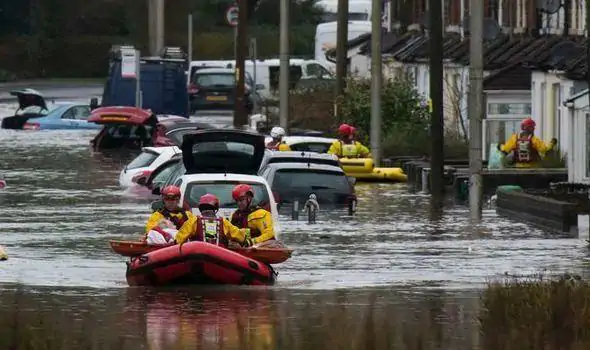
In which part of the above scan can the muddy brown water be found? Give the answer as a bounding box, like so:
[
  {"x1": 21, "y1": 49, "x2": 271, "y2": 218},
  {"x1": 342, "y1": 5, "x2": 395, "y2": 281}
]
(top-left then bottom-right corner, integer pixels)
[{"x1": 0, "y1": 106, "x2": 588, "y2": 348}]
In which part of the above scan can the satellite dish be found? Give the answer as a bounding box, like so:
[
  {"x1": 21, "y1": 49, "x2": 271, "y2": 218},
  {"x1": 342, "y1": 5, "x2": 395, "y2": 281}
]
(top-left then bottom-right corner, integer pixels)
[
  {"x1": 537, "y1": 0, "x2": 562, "y2": 14},
  {"x1": 462, "y1": 17, "x2": 502, "y2": 41},
  {"x1": 546, "y1": 41, "x2": 582, "y2": 66}
]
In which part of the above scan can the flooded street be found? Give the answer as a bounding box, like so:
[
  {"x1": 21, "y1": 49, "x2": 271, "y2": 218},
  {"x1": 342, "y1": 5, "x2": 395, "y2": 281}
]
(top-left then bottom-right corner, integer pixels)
[{"x1": 1, "y1": 100, "x2": 589, "y2": 348}]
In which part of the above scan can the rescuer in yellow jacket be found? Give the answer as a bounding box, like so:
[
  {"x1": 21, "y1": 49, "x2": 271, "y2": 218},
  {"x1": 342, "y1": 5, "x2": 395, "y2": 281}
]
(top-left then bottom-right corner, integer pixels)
[
  {"x1": 174, "y1": 193, "x2": 252, "y2": 246},
  {"x1": 327, "y1": 123, "x2": 371, "y2": 158},
  {"x1": 266, "y1": 126, "x2": 291, "y2": 151},
  {"x1": 497, "y1": 117, "x2": 557, "y2": 168},
  {"x1": 229, "y1": 184, "x2": 276, "y2": 245},
  {"x1": 145, "y1": 185, "x2": 195, "y2": 244}
]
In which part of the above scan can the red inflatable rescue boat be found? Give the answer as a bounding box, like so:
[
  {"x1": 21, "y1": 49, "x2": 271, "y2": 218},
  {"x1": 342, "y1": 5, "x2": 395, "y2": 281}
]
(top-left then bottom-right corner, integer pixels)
[
  {"x1": 125, "y1": 241, "x2": 277, "y2": 286},
  {"x1": 109, "y1": 239, "x2": 293, "y2": 264}
]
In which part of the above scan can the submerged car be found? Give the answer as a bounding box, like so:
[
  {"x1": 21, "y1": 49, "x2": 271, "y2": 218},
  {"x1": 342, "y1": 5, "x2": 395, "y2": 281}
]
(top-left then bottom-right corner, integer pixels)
[
  {"x1": 118, "y1": 146, "x2": 181, "y2": 188},
  {"x1": 258, "y1": 151, "x2": 356, "y2": 209},
  {"x1": 1, "y1": 89, "x2": 50, "y2": 129},
  {"x1": 21, "y1": 103, "x2": 101, "y2": 130},
  {"x1": 276, "y1": 136, "x2": 337, "y2": 154},
  {"x1": 146, "y1": 129, "x2": 279, "y2": 227},
  {"x1": 88, "y1": 106, "x2": 213, "y2": 150},
  {"x1": 1, "y1": 89, "x2": 99, "y2": 130}
]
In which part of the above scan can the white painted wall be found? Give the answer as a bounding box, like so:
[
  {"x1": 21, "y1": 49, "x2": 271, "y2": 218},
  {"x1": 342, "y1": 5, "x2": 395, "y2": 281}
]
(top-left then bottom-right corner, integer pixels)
[
  {"x1": 565, "y1": 92, "x2": 589, "y2": 182},
  {"x1": 531, "y1": 71, "x2": 574, "y2": 156}
]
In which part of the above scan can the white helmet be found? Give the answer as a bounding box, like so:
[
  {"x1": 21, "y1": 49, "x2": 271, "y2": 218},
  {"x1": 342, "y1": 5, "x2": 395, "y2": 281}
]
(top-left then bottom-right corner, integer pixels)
[{"x1": 270, "y1": 126, "x2": 286, "y2": 138}]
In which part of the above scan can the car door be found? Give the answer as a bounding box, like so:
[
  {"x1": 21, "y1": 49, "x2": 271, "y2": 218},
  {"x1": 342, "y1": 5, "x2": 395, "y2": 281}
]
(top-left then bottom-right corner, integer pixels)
[
  {"x1": 70, "y1": 106, "x2": 93, "y2": 129},
  {"x1": 59, "y1": 107, "x2": 77, "y2": 129}
]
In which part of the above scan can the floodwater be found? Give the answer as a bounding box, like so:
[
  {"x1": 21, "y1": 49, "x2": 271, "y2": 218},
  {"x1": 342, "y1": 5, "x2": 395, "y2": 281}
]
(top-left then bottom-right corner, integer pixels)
[{"x1": 0, "y1": 98, "x2": 589, "y2": 349}]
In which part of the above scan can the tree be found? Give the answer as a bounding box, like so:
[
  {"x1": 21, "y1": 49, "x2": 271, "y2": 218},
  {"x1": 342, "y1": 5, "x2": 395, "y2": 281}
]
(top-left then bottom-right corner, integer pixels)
[
  {"x1": 443, "y1": 67, "x2": 468, "y2": 141},
  {"x1": 336, "y1": 75, "x2": 433, "y2": 156}
]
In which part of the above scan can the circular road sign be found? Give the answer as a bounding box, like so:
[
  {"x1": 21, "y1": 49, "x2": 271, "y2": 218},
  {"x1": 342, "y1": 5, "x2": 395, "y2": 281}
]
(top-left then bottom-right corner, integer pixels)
[{"x1": 226, "y1": 6, "x2": 239, "y2": 27}]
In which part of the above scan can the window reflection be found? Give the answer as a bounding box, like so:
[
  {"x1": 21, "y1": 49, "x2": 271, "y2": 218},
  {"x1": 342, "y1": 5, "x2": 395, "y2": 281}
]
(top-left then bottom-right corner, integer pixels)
[{"x1": 488, "y1": 103, "x2": 532, "y2": 115}]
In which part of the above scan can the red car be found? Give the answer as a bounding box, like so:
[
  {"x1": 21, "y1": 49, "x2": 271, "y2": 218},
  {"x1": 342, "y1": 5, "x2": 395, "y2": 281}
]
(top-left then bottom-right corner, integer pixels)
[{"x1": 88, "y1": 106, "x2": 213, "y2": 150}]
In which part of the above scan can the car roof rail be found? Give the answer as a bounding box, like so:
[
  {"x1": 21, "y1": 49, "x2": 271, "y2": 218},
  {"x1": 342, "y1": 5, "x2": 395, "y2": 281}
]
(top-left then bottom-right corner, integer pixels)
[{"x1": 267, "y1": 156, "x2": 340, "y2": 167}]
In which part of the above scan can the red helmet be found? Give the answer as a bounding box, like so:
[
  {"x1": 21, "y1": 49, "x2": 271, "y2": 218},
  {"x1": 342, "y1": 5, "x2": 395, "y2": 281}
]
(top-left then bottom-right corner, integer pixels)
[
  {"x1": 521, "y1": 118, "x2": 536, "y2": 130},
  {"x1": 198, "y1": 193, "x2": 219, "y2": 210},
  {"x1": 161, "y1": 185, "x2": 181, "y2": 200},
  {"x1": 338, "y1": 123, "x2": 352, "y2": 136},
  {"x1": 232, "y1": 184, "x2": 254, "y2": 201},
  {"x1": 350, "y1": 126, "x2": 357, "y2": 135}
]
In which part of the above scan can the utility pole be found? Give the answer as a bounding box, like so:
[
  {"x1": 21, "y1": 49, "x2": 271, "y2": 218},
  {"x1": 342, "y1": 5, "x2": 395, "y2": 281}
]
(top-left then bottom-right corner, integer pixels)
[
  {"x1": 429, "y1": 0, "x2": 444, "y2": 200},
  {"x1": 335, "y1": 0, "x2": 349, "y2": 113},
  {"x1": 279, "y1": 0, "x2": 290, "y2": 129},
  {"x1": 370, "y1": 0, "x2": 382, "y2": 166},
  {"x1": 233, "y1": 0, "x2": 248, "y2": 128},
  {"x1": 148, "y1": 0, "x2": 165, "y2": 56},
  {"x1": 586, "y1": 0, "x2": 590, "y2": 96},
  {"x1": 468, "y1": 0, "x2": 484, "y2": 221},
  {"x1": 250, "y1": 38, "x2": 258, "y2": 113},
  {"x1": 187, "y1": 13, "x2": 193, "y2": 115}
]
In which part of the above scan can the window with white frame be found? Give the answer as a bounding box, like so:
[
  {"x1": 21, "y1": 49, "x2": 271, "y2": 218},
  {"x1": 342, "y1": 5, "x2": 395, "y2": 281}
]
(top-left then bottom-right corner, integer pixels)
[{"x1": 488, "y1": 103, "x2": 532, "y2": 115}]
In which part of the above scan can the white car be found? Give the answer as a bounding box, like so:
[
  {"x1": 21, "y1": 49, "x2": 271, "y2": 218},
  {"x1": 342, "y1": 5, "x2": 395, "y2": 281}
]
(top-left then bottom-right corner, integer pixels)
[
  {"x1": 119, "y1": 146, "x2": 181, "y2": 188},
  {"x1": 264, "y1": 135, "x2": 337, "y2": 154},
  {"x1": 175, "y1": 129, "x2": 281, "y2": 236}
]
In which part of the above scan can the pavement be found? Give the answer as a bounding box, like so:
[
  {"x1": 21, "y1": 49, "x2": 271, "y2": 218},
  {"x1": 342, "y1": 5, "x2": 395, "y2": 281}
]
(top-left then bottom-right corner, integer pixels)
[{"x1": 0, "y1": 80, "x2": 104, "y2": 103}]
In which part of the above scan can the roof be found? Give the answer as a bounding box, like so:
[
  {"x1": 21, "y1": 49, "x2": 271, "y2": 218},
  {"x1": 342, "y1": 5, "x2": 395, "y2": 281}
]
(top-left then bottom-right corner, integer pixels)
[
  {"x1": 181, "y1": 173, "x2": 269, "y2": 184},
  {"x1": 265, "y1": 162, "x2": 345, "y2": 173},
  {"x1": 141, "y1": 146, "x2": 180, "y2": 155},
  {"x1": 195, "y1": 68, "x2": 234, "y2": 74},
  {"x1": 282, "y1": 136, "x2": 337, "y2": 145},
  {"x1": 483, "y1": 63, "x2": 532, "y2": 91}
]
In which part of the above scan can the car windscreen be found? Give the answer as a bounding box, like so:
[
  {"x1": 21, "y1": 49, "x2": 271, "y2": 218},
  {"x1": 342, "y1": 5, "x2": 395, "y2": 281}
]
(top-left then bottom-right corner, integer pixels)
[
  {"x1": 184, "y1": 181, "x2": 269, "y2": 209},
  {"x1": 288, "y1": 142, "x2": 333, "y2": 154},
  {"x1": 194, "y1": 73, "x2": 234, "y2": 87},
  {"x1": 272, "y1": 169, "x2": 350, "y2": 193},
  {"x1": 126, "y1": 150, "x2": 159, "y2": 170},
  {"x1": 151, "y1": 160, "x2": 181, "y2": 188},
  {"x1": 105, "y1": 124, "x2": 153, "y2": 140}
]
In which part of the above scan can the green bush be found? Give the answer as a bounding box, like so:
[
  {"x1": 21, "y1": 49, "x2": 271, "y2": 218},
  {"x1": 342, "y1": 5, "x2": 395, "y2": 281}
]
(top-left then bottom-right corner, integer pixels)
[{"x1": 336, "y1": 76, "x2": 467, "y2": 158}]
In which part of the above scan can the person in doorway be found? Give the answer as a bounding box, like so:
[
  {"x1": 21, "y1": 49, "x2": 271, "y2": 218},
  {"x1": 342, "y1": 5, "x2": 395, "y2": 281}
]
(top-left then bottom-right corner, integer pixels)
[
  {"x1": 497, "y1": 117, "x2": 557, "y2": 168},
  {"x1": 145, "y1": 185, "x2": 194, "y2": 245},
  {"x1": 266, "y1": 126, "x2": 291, "y2": 151},
  {"x1": 174, "y1": 193, "x2": 252, "y2": 247},
  {"x1": 327, "y1": 123, "x2": 371, "y2": 158},
  {"x1": 230, "y1": 184, "x2": 276, "y2": 245}
]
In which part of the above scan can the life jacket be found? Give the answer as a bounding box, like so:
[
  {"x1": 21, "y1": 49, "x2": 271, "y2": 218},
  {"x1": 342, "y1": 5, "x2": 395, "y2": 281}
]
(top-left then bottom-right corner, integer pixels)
[
  {"x1": 514, "y1": 133, "x2": 538, "y2": 163},
  {"x1": 231, "y1": 207, "x2": 262, "y2": 238},
  {"x1": 192, "y1": 216, "x2": 227, "y2": 246},
  {"x1": 340, "y1": 140, "x2": 359, "y2": 158},
  {"x1": 266, "y1": 140, "x2": 284, "y2": 151},
  {"x1": 157, "y1": 207, "x2": 189, "y2": 230}
]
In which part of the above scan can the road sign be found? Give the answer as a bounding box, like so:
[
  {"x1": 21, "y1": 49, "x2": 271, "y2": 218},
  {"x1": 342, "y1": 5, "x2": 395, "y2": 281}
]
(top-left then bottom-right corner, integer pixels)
[{"x1": 225, "y1": 5, "x2": 239, "y2": 27}]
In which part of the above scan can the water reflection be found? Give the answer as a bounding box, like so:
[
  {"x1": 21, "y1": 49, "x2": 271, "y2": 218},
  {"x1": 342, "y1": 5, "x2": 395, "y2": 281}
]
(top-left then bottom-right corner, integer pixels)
[
  {"x1": 127, "y1": 287, "x2": 275, "y2": 350},
  {"x1": 0, "y1": 285, "x2": 484, "y2": 349},
  {"x1": 0, "y1": 126, "x2": 587, "y2": 290}
]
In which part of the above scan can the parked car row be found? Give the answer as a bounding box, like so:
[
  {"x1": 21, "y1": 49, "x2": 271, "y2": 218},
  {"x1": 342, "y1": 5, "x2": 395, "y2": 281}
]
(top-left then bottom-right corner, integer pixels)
[
  {"x1": 122, "y1": 129, "x2": 357, "y2": 211},
  {"x1": 1, "y1": 92, "x2": 355, "y2": 212}
]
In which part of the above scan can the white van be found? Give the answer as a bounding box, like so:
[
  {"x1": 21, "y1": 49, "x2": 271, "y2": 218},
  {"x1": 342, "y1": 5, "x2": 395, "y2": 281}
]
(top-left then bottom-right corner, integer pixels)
[
  {"x1": 314, "y1": 21, "x2": 372, "y2": 72},
  {"x1": 189, "y1": 59, "x2": 333, "y2": 100},
  {"x1": 317, "y1": 0, "x2": 372, "y2": 22}
]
